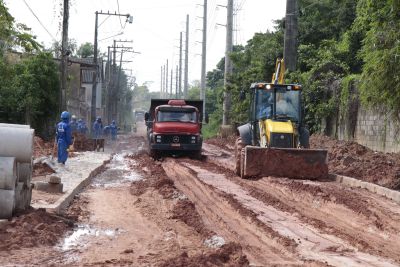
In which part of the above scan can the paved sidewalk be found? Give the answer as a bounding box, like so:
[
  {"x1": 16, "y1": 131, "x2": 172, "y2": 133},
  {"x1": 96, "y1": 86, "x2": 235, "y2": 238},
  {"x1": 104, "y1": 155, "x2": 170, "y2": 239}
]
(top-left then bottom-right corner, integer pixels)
[{"x1": 32, "y1": 151, "x2": 111, "y2": 213}]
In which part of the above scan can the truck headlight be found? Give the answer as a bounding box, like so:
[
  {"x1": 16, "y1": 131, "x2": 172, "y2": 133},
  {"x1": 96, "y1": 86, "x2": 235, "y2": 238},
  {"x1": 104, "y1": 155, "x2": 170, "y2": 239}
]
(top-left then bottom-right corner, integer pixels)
[
  {"x1": 156, "y1": 135, "x2": 162, "y2": 143},
  {"x1": 191, "y1": 135, "x2": 197, "y2": 143}
]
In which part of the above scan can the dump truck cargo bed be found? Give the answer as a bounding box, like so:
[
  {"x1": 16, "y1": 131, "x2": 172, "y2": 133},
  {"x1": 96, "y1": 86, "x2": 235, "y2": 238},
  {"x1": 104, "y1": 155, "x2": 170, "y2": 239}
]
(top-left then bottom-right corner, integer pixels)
[{"x1": 241, "y1": 146, "x2": 328, "y2": 179}]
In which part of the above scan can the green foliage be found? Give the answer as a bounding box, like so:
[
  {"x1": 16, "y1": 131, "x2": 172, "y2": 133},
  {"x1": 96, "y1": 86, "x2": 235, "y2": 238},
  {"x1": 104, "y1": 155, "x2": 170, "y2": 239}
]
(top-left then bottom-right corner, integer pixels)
[
  {"x1": 0, "y1": 52, "x2": 60, "y2": 135},
  {"x1": 50, "y1": 39, "x2": 77, "y2": 58},
  {"x1": 355, "y1": 0, "x2": 400, "y2": 114},
  {"x1": 0, "y1": 0, "x2": 41, "y2": 53},
  {"x1": 77, "y1": 42, "x2": 94, "y2": 58}
]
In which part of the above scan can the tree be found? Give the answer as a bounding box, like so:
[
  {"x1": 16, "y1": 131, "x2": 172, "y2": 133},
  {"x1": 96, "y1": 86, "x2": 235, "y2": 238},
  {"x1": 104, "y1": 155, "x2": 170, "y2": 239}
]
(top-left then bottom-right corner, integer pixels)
[
  {"x1": 50, "y1": 39, "x2": 77, "y2": 58},
  {"x1": 77, "y1": 42, "x2": 94, "y2": 58}
]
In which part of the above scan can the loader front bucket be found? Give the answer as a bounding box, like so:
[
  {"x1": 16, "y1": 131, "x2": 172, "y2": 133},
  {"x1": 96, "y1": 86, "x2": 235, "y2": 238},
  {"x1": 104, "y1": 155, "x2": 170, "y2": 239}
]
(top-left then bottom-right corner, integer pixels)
[{"x1": 241, "y1": 146, "x2": 328, "y2": 180}]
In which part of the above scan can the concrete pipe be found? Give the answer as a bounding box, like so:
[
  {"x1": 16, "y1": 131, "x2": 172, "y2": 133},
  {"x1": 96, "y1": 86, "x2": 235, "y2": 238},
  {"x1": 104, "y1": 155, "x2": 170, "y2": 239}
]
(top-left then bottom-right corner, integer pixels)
[
  {"x1": 17, "y1": 163, "x2": 32, "y2": 185},
  {"x1": 0, "y1": 127, "x2": 34, "y2": 163},
  {"x1": 0, "y1": 123, "x2": 30, "y2": 128},
  {"x1": 0, "y1": 189, "x2": 15, "y2": 219},
  {"x1": 14, "y1": 182, "x2": 31, "y2": 211},
  {"x1": 0, "y1": 157, "x2": 17, "y2": 190}
]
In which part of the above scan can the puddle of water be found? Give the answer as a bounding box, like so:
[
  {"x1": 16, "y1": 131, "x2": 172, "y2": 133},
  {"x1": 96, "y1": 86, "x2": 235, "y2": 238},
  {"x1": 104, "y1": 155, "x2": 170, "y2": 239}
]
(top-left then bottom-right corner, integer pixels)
[
  {"x1": 92, "y1": 152, "x2": 143, "y2": 187},
  {"x1": 60, "y1": 224, "x2": 121, "y2": 251},
  {"x1": 204, "y1": 235, "x2": 226, "y2": 248}
]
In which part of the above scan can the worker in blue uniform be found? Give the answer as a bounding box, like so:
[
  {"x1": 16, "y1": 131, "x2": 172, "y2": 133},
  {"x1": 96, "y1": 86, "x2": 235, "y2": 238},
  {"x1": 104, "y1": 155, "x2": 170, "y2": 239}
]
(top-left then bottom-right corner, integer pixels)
[
  {"x1": 93, "y1": 117, "x2": 103, "y2": 139},
  {"x1": 70, "y1": 115, "x2": 78, "y2": 133},
  {"x1": 110, "y1": 120, "x2": 118, "y2": 141},
  {"x1": 78, "y1": 119, "x2": 88, "y2": 134},
  {"x1": 56, "y1": 111, "x2": 72, "y2": 164}
]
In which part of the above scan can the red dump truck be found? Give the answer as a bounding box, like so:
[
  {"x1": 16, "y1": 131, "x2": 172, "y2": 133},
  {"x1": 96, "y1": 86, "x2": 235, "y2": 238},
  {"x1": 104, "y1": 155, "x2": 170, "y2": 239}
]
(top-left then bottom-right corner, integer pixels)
[{"x1": 145, "y1": 99, "x2": 204, "y2": 158}]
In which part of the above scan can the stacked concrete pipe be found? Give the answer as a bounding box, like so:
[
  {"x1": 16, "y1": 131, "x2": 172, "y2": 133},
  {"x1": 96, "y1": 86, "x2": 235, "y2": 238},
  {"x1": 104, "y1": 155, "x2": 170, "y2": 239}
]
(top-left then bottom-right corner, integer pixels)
[{"x1": 0, "y1": 123, "x2": 34, "y2": 219}]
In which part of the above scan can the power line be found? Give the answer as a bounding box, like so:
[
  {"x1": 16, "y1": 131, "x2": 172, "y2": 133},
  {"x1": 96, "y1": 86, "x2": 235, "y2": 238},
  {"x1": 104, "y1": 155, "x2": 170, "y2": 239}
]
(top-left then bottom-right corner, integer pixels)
[
  {"x1": 116, "y1": 0, "x2": 123, "y2": 28},
  {"x1": 22, "y1": 0, "x2": 57, "y2": 41}
]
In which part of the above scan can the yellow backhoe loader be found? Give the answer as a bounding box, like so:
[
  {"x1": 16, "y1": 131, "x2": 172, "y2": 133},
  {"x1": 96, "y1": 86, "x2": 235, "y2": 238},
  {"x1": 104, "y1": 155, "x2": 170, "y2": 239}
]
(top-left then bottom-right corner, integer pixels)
[{"x1": 235, "y1": 59, "x2": 328, "y2": 179}]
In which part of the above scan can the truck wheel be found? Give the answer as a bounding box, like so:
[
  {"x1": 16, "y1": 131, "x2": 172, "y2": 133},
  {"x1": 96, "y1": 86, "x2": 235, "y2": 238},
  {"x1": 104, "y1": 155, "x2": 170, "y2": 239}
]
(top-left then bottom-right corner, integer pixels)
[
  {"x1": 149, "y1": 149, "x2": 159, "y2": 160},
  {"x1": 191, "y1": 150, "x2": 202, "y2": 160},
  {"x1": 235, "y1": 137, "x2": 244, "y2": 176}
]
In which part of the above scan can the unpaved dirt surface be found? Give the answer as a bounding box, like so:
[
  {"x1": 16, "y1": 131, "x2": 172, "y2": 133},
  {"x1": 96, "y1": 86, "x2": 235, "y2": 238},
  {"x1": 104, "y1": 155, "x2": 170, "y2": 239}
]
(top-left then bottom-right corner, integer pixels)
[
  {"x1": 3, "y1": 127, "x2": 400, "y2": 266},
  {"x1": 310, "y1": 134, "x2": 400, "y2": 189},
  {"x1": 34, "y1": 136, "x2": 54, "y2": 158}
]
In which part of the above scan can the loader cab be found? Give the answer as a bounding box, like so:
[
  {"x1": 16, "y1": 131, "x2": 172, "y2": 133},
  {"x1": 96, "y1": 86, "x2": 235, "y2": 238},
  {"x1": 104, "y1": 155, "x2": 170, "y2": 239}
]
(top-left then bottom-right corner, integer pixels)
[{"x1": 250, "y1": 83, "x2": 302, "y2": 123}]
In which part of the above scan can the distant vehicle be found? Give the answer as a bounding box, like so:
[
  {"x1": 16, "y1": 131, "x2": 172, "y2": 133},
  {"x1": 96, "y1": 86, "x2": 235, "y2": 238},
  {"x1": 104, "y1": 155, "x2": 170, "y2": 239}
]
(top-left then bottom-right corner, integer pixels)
[
  {"x1": 145, "y1": 99, "x2": 205, "y2": 159},
  {"x1": 134, "y1": 110, "x2": 145, "y2": 121}
]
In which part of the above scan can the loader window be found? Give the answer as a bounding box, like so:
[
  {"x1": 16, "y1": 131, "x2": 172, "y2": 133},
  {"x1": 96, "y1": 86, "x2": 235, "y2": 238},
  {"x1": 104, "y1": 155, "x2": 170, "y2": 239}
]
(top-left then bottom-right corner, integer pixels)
[
  {"x1": 255, "y1": 90, "x2": 273, "y2": 120},
  {"x1": 275, "y1": 90, "x2": 300, "y2": 121}
]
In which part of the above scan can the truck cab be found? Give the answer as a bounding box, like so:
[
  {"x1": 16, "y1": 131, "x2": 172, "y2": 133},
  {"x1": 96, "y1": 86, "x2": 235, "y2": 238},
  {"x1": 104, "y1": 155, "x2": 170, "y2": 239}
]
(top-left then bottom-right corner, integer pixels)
[{"x1": 146, "y1": 99, "x2": 203, "y2": 158}]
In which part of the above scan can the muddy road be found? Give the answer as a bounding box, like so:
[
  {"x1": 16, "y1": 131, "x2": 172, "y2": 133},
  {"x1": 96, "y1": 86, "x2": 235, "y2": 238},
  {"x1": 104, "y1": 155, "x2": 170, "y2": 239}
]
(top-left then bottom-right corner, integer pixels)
[{"x1": 1, "y1": 126, "x2": 400, "y2": 266}]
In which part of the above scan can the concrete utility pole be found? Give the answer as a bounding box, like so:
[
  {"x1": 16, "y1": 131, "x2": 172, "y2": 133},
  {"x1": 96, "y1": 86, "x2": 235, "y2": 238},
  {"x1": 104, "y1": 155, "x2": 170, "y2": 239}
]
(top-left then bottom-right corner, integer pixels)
[
  {"x1": 222, "y1": 0, "x2": 233, "y2": 125},
  {"x1": 166, "y1": 60, "x2": 169, "y2": 98},
  {"x1": 91, "y1": 11, "x2": 132, "y2": 127},
  {"x1": 160, "y1": 66, "x2": 163, "y2": 98},
  {"x1": 201, "y1": 0, "x2": 207, "y2": 122},
  {"x1": 170, "y1": 68, "x2": 173, "y2": 96},
  {"x1": 90, "y1": 11, "x2": 99, "y2": 126},
  {"x1": 106, "y1": 46, "x2": 112, "y2": 124},
  {"x1": 175, "y1": 65, "x2": 178, "y2": 98},
  {"x1": 60, "y1": 0, "x2": 69, "y2": 112},
  {"x1": 179, "y1": 31, "x2": 183, "y2": 98},
  {"x1": 184, "y1": 14, "x2": 189, "y2": 98},
  {"x1": 284, "y1": 0, "x2": 298, "y2": 72}
]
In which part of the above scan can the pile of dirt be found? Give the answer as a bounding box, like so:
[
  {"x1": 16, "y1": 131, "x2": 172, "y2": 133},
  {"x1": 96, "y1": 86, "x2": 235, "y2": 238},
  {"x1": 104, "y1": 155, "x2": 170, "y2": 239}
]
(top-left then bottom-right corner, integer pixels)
[
  {"x1": 32, "y1": 162, "x2": 55, "y2": 177},
  {"x1": 33, "y1": 136, "x2": 54, "y2": 158},
  {"x1": 206, "y1": 136, "x2": 236, "y2": 151},
  {"x1": 0, "y1": 208, "x2": 73, "y2": 251},
  {"x1": 158, "y1": 242, "x2": 249, "y2": 267},
  {"x1": 310, "y1": 134, "x2": 400, "y2": 189}
]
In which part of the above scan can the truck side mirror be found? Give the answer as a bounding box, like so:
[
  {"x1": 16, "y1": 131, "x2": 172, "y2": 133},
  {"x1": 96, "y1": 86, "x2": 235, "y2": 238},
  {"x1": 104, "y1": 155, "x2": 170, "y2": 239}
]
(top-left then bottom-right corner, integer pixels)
[
  {"x1": 144, "y1": 112, "x2": 150, "y2": 121},
  {"x1": 239, "y1": 90, "x2": 246, "y2": 101}
]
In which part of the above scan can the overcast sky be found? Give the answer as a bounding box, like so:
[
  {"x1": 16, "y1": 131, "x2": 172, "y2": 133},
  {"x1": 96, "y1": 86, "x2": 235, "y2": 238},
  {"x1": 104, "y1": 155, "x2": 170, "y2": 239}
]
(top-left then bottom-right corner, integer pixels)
[{"x1": 5, "y1": 0, "x2": 286, "y2": 92}]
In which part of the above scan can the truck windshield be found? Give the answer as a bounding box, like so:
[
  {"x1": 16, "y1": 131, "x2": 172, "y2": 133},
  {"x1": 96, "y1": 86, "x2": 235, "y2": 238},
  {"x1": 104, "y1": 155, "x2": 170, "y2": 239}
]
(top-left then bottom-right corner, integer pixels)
[
  {"x1": 255, "y1": 89, "x2": 300, "y2": 121},
  {"x1": 157, "y1": 110, "x2": 197, "y2": 123}
]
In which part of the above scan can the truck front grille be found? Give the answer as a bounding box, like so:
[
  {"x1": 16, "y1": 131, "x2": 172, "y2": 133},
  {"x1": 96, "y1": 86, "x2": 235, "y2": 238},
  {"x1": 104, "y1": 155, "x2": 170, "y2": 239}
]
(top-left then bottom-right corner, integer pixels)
[{"x1": 161, "y1": 135, "x2": 193, "y2": 144}]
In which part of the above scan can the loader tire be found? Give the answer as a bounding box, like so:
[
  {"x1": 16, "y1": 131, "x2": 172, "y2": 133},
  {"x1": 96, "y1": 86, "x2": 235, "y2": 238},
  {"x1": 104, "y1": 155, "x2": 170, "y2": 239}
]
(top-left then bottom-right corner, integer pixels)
[{"x1": 235, "y1": 137, "x2": 244, "y2": 176}]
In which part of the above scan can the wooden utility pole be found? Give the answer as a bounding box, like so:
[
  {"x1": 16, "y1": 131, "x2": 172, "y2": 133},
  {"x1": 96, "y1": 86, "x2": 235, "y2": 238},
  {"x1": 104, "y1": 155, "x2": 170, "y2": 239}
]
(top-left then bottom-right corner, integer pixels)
[
  {"x1": 60, "y1": 0, "x2": 69, "y2": 112},
  {"x1": 184, "y1": 14, "x2": 189, "y2": 98},
  {"x1": 201, "y1": 0, "x2": 207, "y2": 122},
  {"x1": 179, "y1": 31, "x2": 183, "y2": 98},
  {"x1": 284, "y1": 0, "x2": 298, "y2": 72},
  {"x1": 222, "y1": 0, "x2": 233, "y2": 125}
]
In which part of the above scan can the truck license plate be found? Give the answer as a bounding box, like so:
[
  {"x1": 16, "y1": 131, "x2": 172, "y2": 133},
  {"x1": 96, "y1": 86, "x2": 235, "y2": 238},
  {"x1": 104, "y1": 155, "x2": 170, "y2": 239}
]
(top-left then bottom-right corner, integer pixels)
[{"x1": 171, "y1": 143, "x2": 181, "y2": 147}]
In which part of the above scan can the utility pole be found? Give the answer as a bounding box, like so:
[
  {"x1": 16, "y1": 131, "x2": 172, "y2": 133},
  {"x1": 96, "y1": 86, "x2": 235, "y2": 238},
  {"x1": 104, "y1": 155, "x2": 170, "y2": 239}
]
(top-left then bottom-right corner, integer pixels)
[
  {"x1": 284, "y1": 0, "x2": 298, "y2": 72},
  {"x1": 170, "y1": 68, "x2": 173, "y2": 96},
  {"x1": 201, "y1": 0, "x2": 207, "y2": 122},
  {"x1": 91, "y1": 11, "x2": 132, "y2": 127},
  {"x1": 175, "y1": 65, "x2": 178, "y2": 98},
  {"x1": 60, "y1": 0, "x2": 69, "y2": 112},
  {"x1": 179, "y1": 31, "x2": 183, "y2": 98},
  {"x1": 90, "y1": 11, "x2": 99, "y2": 126},
  {"x1": 222, "y1": 0, "x2": 233, "y2": 125},
  {"x1": 184, "y1": 14, "x2": 189, "y2": 98},
  {"x1": 160, "y1": 65, "x2": 163, "y2": 98},
  {"x1": 166, "y1": 59, "x2": 169, "y2": 98},
  {"x1": 106, "y1": 46, "x2": 112, "y2": 124}
]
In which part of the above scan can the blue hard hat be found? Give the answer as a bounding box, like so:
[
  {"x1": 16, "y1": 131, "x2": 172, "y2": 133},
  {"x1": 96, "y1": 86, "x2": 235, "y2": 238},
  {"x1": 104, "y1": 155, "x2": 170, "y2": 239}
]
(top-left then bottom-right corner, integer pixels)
[
  {"x1": 96, "y1": 116, "x2": 101, "y2": 121},
  {"x1": 61, "y1": 111, "x2": 70, "y2": 120},
  {"x1": 112, "y1": 120, "x2": 115, "y2": 124}
]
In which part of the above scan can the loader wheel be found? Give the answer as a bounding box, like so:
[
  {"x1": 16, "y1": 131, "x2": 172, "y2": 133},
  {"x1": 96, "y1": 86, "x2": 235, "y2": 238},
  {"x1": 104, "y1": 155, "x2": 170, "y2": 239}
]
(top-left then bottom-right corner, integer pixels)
[{"x1": 235, "y1": 137, "x2": 244, "y2": 176}]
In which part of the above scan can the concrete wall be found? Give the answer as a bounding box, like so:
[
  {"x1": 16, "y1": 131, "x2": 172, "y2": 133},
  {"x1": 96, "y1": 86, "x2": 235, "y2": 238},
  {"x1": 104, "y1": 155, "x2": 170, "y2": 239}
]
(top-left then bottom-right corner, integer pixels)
[{"x1": 333, "y1": 106, "x2": 400, "y2": 153}]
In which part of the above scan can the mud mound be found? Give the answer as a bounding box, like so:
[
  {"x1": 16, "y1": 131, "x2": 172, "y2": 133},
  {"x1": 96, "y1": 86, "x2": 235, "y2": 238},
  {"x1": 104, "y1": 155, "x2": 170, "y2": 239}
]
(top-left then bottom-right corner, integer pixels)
[
  {"x1": 33, "y1": 136, "x2": 54, "y2": 158},
  {"x1": 206, "y1": 136, "x2": 236, "y2": 151},
  {"x1": 0, "y1": 208, "x2": 73, "y2": 251},
  {"x1": 310, "y1": 134, "x2": 400, "y2": 189},
  {"x1": 33, "y1": 162, "x2": 55, "y2": 177},
  {"x1": 172, "y1": 200, "x2": 213, "y2": 237},
  {"x1": 158, "y1": 242, "x2": 249, "y2": 267}
]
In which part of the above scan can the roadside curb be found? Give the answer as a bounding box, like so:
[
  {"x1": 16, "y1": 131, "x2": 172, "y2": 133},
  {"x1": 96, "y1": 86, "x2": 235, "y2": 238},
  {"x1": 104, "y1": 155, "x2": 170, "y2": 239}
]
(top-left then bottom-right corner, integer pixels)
[
  {"x1": 34, "y1": 157, "x2": 111, "y2": 214},
  {"x1": 332, "y1": 174, "x2": 400, "y2": 204}
]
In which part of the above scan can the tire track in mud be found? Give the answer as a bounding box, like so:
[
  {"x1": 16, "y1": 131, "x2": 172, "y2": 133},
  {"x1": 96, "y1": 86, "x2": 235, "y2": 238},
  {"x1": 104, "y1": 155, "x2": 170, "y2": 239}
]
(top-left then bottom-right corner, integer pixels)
[
  {"x1": 162, "y1": 159, "x2": 303, "y2": 267},
  {"x1": 203, "y1": 143, "x2": 400, "y2": 263},
  {"x1": 164, "y1": 158, "x2": 399, "y2": 267}
]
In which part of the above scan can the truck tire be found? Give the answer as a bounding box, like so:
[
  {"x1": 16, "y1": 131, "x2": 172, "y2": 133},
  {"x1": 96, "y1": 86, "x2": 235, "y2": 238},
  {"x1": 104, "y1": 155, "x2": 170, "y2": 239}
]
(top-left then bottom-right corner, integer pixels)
[
  {"x1": 235, "y1": 138, "x2": 244, "y2": 176},
  {"x1": 149, "y1": 149, "x2": 160, "y2": 160}
]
